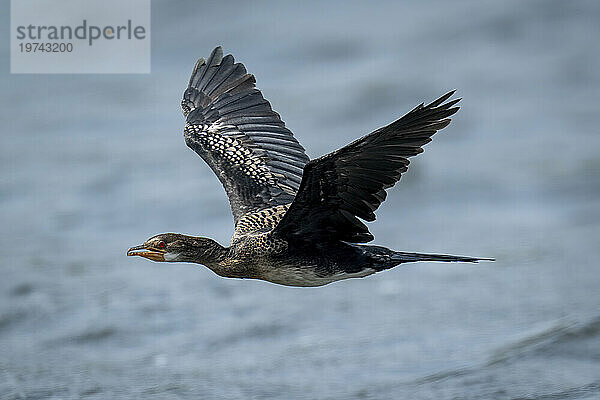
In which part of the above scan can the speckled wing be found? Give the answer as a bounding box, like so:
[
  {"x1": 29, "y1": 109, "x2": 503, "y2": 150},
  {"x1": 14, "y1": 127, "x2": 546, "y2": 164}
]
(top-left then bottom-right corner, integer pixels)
[
  {"x1": 182, "y1": 47, "x2": 310, "y2": 224},
  {"x1": 273, "y1": 91, "x2": 460, "y2": 246}
]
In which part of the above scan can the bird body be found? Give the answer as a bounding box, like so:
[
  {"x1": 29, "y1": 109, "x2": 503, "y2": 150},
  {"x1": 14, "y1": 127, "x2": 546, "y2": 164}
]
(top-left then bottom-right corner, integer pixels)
[{"x1": 127, "y1": 46, "x2": 492, "y2": 287}]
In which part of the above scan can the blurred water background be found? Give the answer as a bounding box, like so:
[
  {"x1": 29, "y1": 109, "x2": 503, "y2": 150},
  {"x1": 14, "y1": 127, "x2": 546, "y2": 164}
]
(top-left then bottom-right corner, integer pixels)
[{"x1": 2, "y1": 0, "x2": 600, "y2": 398}]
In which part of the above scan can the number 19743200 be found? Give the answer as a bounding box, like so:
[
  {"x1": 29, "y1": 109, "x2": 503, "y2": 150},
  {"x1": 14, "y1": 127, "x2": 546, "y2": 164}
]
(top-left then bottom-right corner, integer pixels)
[{"x1": 19, "y1": 42, "x2": 73, "y2": 52}]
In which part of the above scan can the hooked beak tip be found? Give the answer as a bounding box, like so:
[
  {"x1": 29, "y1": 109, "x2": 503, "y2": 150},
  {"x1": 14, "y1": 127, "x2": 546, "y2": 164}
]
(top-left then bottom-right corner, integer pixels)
[{"x1": 127, "y1": 245, "x2": 145, "y2": 256}]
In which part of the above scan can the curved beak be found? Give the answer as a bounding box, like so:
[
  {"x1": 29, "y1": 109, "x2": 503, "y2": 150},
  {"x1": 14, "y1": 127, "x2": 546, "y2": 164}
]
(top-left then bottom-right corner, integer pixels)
[{"x1": 127, "y1": 244, "x2": 166, "y2": 262}]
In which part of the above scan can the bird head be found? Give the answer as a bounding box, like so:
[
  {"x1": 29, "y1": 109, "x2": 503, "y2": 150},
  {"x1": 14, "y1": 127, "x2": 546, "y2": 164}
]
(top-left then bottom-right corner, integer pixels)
[{"x1": 127, "y1": 233, "x2": 226, "y2": 264}]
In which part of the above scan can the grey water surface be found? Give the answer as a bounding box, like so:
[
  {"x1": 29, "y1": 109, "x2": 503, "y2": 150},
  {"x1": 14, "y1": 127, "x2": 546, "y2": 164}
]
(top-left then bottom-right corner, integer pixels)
[{"x1": 2, "y1": 0, "x2": 600, "y2": 399}]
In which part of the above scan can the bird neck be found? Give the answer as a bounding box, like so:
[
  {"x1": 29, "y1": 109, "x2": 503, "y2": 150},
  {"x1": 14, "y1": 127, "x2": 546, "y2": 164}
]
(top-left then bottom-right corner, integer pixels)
[{"x1": 182, "y1": 236, "x2": 229, "y2": 267}]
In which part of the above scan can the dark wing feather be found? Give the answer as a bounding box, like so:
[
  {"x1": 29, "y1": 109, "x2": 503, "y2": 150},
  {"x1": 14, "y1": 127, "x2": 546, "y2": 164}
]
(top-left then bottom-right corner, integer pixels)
[
  {"x1": 273, "y1": 91, "x2": 460, "y2": 246},
  {"x1": 182, "y1": 47, "x2": 310, "y2": 223}
]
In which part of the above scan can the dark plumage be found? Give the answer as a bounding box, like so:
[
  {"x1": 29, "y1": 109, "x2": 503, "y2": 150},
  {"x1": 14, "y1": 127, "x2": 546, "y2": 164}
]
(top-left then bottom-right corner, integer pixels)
[{"x1": 127, "y1": 46, "x2": 492, "y2": 287}]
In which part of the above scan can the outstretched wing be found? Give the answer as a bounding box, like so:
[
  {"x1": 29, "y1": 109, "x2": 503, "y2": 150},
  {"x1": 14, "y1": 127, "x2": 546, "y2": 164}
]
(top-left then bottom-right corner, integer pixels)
[
  {"x1": 273, "y1": 91, "x2": 460, "y2": 246},
  {"x1": 182, "y1": 47, "x2": 310, "y2": 223}
]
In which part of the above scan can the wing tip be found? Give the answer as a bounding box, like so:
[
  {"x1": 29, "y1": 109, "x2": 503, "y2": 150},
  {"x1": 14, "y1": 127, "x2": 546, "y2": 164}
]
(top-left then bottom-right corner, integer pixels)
[
  {"x1": 208, "y1": 46, "x2": 224, "y2": 63},
  {"x1": 426, "y1": 89, "x2": 460, "y2": 109}
]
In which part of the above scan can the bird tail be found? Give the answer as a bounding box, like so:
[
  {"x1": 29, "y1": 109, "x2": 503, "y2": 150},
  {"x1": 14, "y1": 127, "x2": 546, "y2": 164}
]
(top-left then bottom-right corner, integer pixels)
[
  {"x1": 391, "y1": 251, "x2": 494, "y2": 264},
  {"x1": 357, "y1": 244, "x2": 493, "y2": 271}
]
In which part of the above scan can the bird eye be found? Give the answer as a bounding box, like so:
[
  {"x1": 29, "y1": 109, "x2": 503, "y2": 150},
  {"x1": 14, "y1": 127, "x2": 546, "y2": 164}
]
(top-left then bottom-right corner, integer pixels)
[{"x1": 158, "y1": 241, "x2": 166, "y2": 248}]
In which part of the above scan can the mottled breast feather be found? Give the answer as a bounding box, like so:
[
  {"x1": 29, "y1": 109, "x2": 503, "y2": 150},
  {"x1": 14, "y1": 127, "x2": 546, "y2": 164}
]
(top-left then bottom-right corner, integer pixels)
[
  {"x1": 182, "y1": 46, "x2": 309, "y2": 228},
  {"x1": 232, "y1": 204, "x2": 291, "y2": 240}
]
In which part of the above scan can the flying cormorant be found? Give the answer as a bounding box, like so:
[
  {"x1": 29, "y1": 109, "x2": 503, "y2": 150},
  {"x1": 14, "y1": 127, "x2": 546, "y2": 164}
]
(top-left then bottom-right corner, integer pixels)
[{"x1": 127, "y1": 47, "x2": 492, "y2": 286}]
